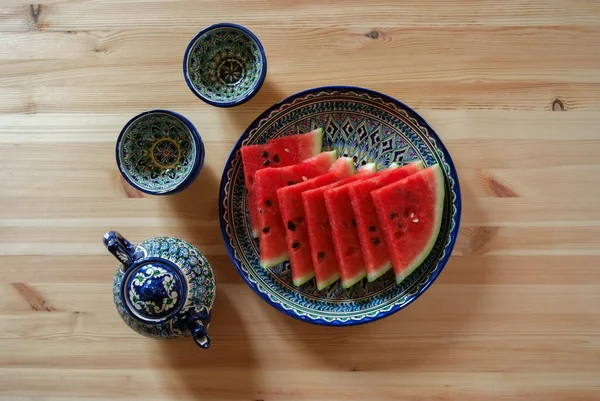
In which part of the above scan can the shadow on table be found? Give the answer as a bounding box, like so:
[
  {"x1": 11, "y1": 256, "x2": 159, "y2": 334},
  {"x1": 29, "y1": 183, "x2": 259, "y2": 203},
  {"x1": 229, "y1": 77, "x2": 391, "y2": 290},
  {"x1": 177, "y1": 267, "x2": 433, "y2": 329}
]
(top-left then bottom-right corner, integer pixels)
[
  {"x1": 163, "y1": 163, "x2": 260, "y2": 400},
  {"x1": 159, "y1": 289, "x2": 257, "y2": 400},
  {"x1": 167, "y1": 163, "x2": 221, "y2": 242},
  {"x1": 219, "y1": 79, "x2": 287, "y2": 141},
  {"x1": 279, "y1": 180, "x2": 491, "y2": 372}
]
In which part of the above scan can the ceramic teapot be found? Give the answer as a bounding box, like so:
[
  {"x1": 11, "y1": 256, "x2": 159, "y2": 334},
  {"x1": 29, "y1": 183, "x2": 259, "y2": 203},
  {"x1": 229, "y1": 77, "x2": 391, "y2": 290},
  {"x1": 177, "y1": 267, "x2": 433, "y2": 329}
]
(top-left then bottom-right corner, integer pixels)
[{"x1": 104, "y1": 231, "x2": 215, "y2": 348}]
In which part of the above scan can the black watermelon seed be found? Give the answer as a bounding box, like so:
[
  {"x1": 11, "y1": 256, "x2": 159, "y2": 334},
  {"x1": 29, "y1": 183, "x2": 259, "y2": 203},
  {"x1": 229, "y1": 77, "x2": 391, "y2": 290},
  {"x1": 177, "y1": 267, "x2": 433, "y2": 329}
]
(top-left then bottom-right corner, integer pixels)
[
  {"x1": 261, "y1": 151, "x2": 269, "y2": 158},
  {"x1": 263, "y1": 160, "x2": 270, "y2": 166},
  {"x1": 258, "y1": 208, "x2": 263, "y2": 214},
  {"x1": 343, "y1": 153, "x2": 348, "y2": 157},
  {"x1": 287, "y1": 221, "x2": 296, "y2": 231},
  {"x1": 371, "y1": 237, "x2": 381, "y2": 245},
  {"x1": 265, "y1": 199, "x2": 272, "y2": 207},
  {"x1": 292, "y1": 240, "x2": 300, "y2": 249},
  {"x1": 273, "y1": 154, "x2": 280, "y2": 163},
  {"x1": 262, "y1": 226, "x2": 270, "y2": 234},
  {"x1": 361, "y1": 160, "x2": 367, "y2": 165},
  {"x1": 353, "y1": 155, "x2": 358, "y2": 162},
  {"x1": 288, "y1": 181, "x2": 295, "y2": 186},
  {"x1": 352, "y1": 218, "x2": 357, "y2": 227},
  {"x1": 368, "y1": 225, "x2": 376, "y2": 232},
  {"x1": 317, "y1": 251, "x2": 325, "y2": 262},
  {"x1": 389, "y1": 212, "x2": 397, "y2": 220}
]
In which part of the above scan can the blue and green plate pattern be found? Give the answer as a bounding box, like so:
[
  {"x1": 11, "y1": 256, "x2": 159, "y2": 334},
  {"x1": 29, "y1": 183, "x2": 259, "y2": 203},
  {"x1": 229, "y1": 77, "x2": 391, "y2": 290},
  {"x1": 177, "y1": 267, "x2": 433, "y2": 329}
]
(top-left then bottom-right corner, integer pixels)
[{"x1": 219, "y1": 86, "x2": 461, "y2": 326}]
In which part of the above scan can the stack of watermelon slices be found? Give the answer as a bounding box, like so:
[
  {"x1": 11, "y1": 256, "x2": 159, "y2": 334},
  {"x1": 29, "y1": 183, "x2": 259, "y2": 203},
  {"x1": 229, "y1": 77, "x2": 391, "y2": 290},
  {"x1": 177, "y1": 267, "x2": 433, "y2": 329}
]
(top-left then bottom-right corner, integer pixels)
[
  {"x1": 241, "y1": 129, "x2": 325, "y2": 237},
  {"x1": 241, "y1": 131, "x2": 446, "y2": 289}
]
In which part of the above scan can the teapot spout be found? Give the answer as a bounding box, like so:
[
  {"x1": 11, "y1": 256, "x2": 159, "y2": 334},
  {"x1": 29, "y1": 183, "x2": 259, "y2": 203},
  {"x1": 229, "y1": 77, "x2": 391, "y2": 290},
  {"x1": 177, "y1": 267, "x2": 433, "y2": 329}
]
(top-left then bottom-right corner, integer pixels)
[{"x1": 188, "y1": 312, "x2": 211, "y2": 349}]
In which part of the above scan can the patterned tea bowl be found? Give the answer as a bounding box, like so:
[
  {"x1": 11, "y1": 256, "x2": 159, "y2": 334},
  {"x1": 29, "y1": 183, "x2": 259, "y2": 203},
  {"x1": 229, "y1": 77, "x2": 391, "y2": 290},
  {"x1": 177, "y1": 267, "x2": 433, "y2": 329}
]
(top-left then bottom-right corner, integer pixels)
[
  {"x1": 116, "y1": 110, "x2": 204, "y2": 195},
  {"x1": 183, "y1": 23, "x2": 267, "y2": 107}
]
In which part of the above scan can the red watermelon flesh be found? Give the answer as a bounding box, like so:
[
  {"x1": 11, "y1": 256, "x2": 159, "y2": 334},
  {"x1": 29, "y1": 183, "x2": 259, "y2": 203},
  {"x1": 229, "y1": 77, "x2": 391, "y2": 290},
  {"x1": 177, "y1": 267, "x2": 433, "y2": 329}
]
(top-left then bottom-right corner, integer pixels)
[
  {"x1": 348, "y1": 161, "x2": 424, "y2": 281},
  {"x1": 255, "y1": 151, "x2": 338, "y2": 269},
  {"x1": 323, "y1": 183, "x2": 368, "y2": 288},
  {"x1": 277, "y1": 158, "x2": 355, "y2": 286},
  {"x1": 241, "y1": 129, "x2": 324, "y2": 188},
  {"x1": 371, "y1": 164, "x2": 445, "y2": 284},
  {"x1": 241, "y1": 129, "x2": 323, "y2": 237},
  {"x1": 302, "y1": 164, "x2": 377, "y2": 290}
]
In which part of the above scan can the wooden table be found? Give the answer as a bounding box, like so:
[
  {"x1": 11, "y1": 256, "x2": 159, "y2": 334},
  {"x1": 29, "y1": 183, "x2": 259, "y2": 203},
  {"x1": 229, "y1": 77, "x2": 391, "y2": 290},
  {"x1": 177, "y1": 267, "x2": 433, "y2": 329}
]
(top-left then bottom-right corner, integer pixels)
[{"x1": 1, "y1": 1, "x2": 599, "y2": 400}]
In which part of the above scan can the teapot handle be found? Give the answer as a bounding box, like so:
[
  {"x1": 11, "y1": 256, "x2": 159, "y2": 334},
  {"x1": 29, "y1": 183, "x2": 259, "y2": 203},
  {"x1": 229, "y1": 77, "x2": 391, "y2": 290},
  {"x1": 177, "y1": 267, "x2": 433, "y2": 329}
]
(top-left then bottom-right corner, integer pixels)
[
  {"x1": 189, "y1": 312, "x2": 211, "y2": 349},
  {"x1": 103, "y1": 231, "x2": 141, "y2": 270}
]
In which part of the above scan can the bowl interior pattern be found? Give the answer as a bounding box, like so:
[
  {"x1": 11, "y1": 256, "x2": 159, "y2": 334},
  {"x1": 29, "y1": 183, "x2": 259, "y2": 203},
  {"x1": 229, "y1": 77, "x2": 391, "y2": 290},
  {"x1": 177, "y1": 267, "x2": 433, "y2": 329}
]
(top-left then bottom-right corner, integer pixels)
[
  {"x1": 219, "y1": 87, "x2": 461, "y2": 325},
  {"x1": 186, "y1": 26, "x2": 265, "y2": 104},
  {"x1": 118, "y1": 112, "x2": 197, "y2": 193}
]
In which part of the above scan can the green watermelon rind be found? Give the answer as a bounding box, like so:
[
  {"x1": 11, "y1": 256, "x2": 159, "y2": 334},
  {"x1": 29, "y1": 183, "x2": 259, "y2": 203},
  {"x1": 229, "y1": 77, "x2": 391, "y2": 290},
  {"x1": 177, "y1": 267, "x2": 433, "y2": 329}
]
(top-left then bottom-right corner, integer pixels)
[
  {"x1": 311, "y1": 128, "x2": 324, "y2": 155},
  {"x1": 260, "y1": 253, "x2": 290, "y2": 270},
  {"x1": 341, "y1": 270, "x2": 366, "y2": 289},
  {"x1": 293, "y1": 271, "x2": 315, "y2": 287},
  {"x1": 366, "y1": 260, "x2": 392, "y2": 282},
  {"x1": 395, "y1": 163, "x2": 445, "y2": 285},
  {"x1": 317, "y1": 272, "x2": 341, "y2": 291}
]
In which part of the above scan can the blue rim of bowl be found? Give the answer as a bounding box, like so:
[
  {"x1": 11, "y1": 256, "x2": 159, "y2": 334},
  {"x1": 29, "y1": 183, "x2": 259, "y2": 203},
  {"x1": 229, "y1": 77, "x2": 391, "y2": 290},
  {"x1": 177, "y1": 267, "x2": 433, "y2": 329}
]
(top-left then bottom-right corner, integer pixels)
[
  {"x1": 218, "y1": 85, "x2": 462, "y2": 326},
  {"x1": 119, "y1": 257, "x2": 189, "y2": 325},
  {"x1": 182, "y1": 23, "x2": 268, "y2": 108},
  {"x1": 115, "y1": 109, "x2": 205, "y2": 196}
]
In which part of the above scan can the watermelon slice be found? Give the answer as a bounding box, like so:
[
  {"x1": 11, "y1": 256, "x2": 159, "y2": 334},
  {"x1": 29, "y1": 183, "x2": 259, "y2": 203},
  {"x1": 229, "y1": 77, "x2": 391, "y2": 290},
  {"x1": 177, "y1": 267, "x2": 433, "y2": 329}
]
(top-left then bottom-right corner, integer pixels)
[
  {"x1": 371, "y1": 164, "x2": 445, "y2": 284},
  {"x1": 241, "y1": 129, "x2": 324, "y2": 237},
  {"x1": 277, "y1": 157, "x2": 355, "y2": 286},
  {"x1": 348, "y1": 161, "x2": 424, "y2": 281},
  {"x1": 255, "y1": 151, "x2": 338, "y2": 269},
  {"x1": 303, "y1": 165, "x2": 377, "y2": 290}
]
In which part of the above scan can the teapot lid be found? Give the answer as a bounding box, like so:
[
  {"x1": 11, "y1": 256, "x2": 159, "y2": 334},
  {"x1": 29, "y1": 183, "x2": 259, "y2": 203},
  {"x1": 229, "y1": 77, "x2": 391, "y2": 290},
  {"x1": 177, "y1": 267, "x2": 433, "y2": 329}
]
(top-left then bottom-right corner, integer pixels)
[{"x1": 121, "y1": 258, "x2": 187, "y2": 322}]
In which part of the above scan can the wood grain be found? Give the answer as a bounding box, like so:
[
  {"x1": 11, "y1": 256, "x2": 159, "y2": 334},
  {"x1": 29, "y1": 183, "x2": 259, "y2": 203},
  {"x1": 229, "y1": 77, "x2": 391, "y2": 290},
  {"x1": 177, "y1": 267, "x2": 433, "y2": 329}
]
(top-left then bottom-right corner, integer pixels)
[{"x1": 1, "y1": 0, "x2": 599, "y2": 400}]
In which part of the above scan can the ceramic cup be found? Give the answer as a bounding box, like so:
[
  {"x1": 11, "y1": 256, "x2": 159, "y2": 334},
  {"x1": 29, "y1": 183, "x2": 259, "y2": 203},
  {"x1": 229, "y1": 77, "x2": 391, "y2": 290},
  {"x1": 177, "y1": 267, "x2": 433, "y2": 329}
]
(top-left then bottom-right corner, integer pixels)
[
  {"x1": 116, "y1": 109, "x2": 204, "y2": 195},
  {"x1": 183, "y1": 23, "x2": 267, "y2": 107}
]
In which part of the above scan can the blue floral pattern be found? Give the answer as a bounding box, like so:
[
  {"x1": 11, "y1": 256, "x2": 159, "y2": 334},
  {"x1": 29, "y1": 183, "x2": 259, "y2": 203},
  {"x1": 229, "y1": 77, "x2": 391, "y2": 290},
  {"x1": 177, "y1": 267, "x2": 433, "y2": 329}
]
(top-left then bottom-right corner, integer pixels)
[
  {"x1": 113, "y1": 237, "x2": 216, "y2": 339},
  {"x1": 185, "y1": 26, "x2": 265, "y2": 105},
  {"x1": 126, "y1": 264, "x2": 181, "y2": 319},
  {"x1": 118, "y1": 112, "x2": 197, "y2": 193},
  {"x1": 219, "y1": 87, "x2": 461, "y2": 325}
]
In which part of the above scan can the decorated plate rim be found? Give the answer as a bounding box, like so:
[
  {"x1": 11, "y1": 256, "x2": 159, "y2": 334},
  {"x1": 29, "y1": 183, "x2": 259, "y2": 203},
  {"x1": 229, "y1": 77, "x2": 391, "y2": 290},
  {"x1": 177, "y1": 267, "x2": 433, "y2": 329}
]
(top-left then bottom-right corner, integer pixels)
[{"x1": 218, "y1": 85, "x2": 462, "y2": 326}]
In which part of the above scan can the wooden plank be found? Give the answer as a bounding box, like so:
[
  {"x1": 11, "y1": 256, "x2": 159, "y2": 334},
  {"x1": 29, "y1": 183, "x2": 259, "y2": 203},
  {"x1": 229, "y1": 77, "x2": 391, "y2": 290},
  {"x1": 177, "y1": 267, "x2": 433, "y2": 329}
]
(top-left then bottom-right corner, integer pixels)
[
  {"x1": 0, "y1": 111, "x2": 598, "y2": 142},
  {"x1": 1, "y1": 254, "x2": 599, "y2": 285},
  {"x1": 1, "y1": 368, "x2": 597, "y2": 400},
  {"x1": 2, "y1": 27, "x2": 600, "y2": 81},
  {"x1": 2, "y1": 81, "x2": 600, "y2": 112},
  {"x1": 4, "y1": 0, "x2": 599, "y2": 31}
]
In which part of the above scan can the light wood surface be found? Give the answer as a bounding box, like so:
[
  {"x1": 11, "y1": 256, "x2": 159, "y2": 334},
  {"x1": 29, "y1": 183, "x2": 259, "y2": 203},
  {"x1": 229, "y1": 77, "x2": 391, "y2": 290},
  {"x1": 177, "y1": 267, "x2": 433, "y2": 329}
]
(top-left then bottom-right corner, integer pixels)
[{"x1": 1, "y1": 1, "x2": 599, "y2": 400}]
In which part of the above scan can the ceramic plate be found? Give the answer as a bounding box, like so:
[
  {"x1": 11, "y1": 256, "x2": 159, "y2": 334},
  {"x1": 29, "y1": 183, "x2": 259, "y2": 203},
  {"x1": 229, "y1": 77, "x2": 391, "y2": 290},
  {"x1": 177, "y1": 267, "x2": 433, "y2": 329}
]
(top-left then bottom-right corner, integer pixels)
[{"x1": 219, "y1": 86, "x2": 461, "y2": 326}]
